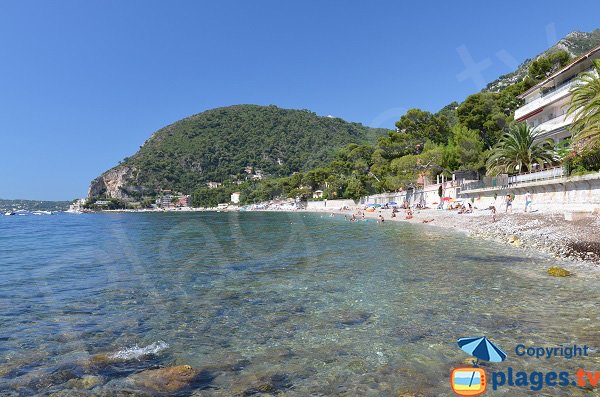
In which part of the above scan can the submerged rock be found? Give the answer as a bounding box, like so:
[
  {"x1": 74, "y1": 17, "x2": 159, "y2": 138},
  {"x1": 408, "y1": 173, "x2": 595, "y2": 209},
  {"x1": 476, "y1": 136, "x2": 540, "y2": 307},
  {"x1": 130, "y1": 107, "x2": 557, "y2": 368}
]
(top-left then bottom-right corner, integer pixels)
[
  {"x1": 230, "y1": 372, "x2": 293, "y2": 396},
  {"x1": 14, "y1": 366, "x2": 79, "y2": 391},
  {"x1": 67, "y1": 375, "x2": 104, "y2": 389},
  {"x1": 334, "y1": 310, "x2": 372, "y2": 327},
  {"x1": 128, "y1": 365, "x2": 214, "y2": 394},
  {"x1": 547, "y1": 266, "x2": 572, "y2": 277}
]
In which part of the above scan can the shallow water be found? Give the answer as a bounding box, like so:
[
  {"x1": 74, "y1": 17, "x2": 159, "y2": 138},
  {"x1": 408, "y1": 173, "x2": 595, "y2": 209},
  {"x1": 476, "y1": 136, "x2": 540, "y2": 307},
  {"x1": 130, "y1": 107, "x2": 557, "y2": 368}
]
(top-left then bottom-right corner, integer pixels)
[{"x1": 0, "y1": 212, "x2": 599, "y2": 396}]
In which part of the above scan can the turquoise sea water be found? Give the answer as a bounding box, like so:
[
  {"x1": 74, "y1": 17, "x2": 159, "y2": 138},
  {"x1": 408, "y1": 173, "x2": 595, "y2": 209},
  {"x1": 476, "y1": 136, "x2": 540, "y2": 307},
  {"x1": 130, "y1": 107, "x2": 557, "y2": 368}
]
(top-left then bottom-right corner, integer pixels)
[{"x1": 1, "y1": 212, "x2": 599, "y2": 396}]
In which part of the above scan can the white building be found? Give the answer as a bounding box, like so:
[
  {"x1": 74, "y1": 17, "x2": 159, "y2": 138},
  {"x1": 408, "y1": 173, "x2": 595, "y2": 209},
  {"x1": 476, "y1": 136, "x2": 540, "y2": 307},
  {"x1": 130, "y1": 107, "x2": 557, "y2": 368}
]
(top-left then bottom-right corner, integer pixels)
[
  {"x1": 67, "y1": 198, "x2": 86, "y2": 213},
  {"x1": 230, "y1": 192, "x2": 241, "y2": 204},
  {"x1": 159, "y1": 195, "x2": 173, "y2": 207},
  {"x1": 514, "y1": 45, "x2": 600, "y2": 143}
]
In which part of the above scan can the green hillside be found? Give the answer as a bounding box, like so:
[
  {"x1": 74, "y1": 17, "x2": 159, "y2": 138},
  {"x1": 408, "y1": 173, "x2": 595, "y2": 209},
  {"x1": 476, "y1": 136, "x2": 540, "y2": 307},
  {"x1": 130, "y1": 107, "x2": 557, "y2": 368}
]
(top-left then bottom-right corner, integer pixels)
[{"x1": 89, "y1": 105, "x2": 388, "y2": 198}]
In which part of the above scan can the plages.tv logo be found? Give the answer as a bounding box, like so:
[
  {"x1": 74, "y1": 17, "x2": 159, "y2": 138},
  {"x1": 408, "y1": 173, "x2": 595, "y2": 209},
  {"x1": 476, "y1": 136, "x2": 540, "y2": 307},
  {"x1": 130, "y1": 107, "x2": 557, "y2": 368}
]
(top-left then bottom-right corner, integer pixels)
[{"x1": 451, "y1": 336, "x2": 507, "y2": 396}]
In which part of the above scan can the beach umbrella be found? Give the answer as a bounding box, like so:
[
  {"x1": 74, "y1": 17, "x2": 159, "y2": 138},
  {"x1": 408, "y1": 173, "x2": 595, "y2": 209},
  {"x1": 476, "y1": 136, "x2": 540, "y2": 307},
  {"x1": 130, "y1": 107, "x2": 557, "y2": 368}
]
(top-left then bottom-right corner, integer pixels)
[
  {"x1": 441, "y1": 197, "x2": 452, "y2": 201},
  {"x1": 457, "y1": 336, "x2": 507, "y2": 363}
]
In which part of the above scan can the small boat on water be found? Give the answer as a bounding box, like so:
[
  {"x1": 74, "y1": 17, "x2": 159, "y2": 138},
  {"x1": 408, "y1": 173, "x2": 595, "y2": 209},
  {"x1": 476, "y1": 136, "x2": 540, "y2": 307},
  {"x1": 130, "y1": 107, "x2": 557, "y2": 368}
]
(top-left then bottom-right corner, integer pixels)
[
  {"x1": 4, "y1": 211, "x2": 15, "y2": 216},
  {"x1": 14, "y1": 210, "x2": 30, "y2": 216},
  {"x1": 32, "y1": 210, "x2": 53, "y2": 215}
]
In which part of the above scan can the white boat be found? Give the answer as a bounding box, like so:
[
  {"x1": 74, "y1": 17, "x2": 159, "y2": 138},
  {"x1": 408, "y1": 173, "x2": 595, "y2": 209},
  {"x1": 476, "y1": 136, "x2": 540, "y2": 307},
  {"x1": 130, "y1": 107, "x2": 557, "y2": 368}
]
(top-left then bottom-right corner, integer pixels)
[
  {"x1": 32, "y1": 210, "x2": 53, "y2": 215},
  {"x1": 4, "y1": 211, "x2": 15, "y2": 216}
]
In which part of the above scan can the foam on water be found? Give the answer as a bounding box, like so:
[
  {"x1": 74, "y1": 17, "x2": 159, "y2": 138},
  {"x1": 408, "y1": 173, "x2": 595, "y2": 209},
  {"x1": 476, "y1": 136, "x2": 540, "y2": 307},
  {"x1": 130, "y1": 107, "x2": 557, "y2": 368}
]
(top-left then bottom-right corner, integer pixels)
[{"x1": 108, "y1": 341, "x2": 169, "y2": 360}]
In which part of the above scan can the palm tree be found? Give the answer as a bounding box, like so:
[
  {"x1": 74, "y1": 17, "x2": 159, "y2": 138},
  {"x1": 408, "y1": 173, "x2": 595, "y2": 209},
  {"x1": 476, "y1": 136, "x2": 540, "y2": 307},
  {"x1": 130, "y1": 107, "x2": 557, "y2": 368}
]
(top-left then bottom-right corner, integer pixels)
[
  {"x1": 566, "y1": 59, "x2": 600, "y2": 145},
  {"x1": 486, "y1": 123, "x2": 558, "y2": 175}
]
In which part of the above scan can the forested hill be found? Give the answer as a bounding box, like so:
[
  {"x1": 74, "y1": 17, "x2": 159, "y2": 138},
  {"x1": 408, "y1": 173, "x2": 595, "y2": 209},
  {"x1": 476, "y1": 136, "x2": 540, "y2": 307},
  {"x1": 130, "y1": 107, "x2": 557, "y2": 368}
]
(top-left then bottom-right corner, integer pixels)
[{"x1": 89, "y1": 105, "x2": 389, "y2": 198}]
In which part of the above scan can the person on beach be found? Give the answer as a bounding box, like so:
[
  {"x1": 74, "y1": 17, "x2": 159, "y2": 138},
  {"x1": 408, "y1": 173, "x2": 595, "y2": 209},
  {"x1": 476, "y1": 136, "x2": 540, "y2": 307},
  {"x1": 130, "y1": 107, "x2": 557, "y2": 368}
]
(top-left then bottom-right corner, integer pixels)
[
  {"x1": 524, "y1": 191, "x2": 532, "y2": 212},
  {"x1": 505, "y1": 194, "x2": 513, "y2": 213},
  {"x1": 491, "y1": 205, "x2": 497, "y2": 222}
]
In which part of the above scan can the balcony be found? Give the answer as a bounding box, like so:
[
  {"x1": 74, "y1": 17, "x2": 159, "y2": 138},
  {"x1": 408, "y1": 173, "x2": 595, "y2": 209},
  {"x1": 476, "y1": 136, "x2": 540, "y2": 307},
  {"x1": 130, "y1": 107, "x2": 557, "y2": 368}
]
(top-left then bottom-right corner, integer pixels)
[
  {"x1": 533, "y1": 112, "x2": 574, "y2": 136},
  {"x1": 515, "y1": 80, "x2": 574, "y2": 121}
]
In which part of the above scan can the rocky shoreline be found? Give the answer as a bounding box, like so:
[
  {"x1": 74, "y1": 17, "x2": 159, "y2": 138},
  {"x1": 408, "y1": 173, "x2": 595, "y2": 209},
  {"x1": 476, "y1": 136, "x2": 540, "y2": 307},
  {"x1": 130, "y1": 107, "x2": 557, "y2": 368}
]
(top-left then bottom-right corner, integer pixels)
[{"x1": 467, "y1": 212, "x2": 600, "y2": 265}]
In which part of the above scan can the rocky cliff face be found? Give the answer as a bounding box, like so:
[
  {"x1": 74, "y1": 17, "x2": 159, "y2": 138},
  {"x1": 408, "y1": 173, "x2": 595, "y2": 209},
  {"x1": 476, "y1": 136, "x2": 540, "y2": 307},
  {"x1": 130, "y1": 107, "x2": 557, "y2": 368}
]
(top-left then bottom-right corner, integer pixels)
[{"x1": 88, "y1": 165, "x2": 137, "y2": 199}]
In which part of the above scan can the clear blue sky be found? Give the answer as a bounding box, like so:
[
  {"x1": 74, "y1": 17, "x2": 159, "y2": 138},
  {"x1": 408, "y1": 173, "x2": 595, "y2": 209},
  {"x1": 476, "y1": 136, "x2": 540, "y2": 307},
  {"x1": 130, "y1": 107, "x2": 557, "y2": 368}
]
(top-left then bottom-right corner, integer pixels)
[{"x1": 1, "y1": 1, "x2": 598, "y2": 200}]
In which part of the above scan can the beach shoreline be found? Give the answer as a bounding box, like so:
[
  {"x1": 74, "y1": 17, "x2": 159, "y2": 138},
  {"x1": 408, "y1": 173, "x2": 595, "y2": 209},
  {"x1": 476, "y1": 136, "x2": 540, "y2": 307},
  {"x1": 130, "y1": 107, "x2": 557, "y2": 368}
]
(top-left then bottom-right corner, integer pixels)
[
  {"x1": 296, "y1": 205, "x2": 600, "y2": 270},
  {"x1": 81, "y1": 204, "x2": 600, "y2": 270}
]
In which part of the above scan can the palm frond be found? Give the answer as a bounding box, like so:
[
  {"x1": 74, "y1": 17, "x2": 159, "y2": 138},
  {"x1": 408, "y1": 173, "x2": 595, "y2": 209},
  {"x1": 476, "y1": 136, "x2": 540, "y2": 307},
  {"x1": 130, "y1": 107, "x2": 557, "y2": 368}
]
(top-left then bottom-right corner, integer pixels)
[{"x1": 567, "y1": 59, "x2": 600, "y2": 144}]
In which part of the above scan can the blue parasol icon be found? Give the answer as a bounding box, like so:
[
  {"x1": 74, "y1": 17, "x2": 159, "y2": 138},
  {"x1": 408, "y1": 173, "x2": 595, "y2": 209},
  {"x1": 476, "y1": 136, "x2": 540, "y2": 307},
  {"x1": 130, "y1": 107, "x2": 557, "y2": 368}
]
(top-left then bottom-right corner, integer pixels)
[
  {"x1": 458, "y1": 336, "x2": 507, "y2": 363},
  {"x1": 457, "y1": 336, "x2": 507, "y2": 388}
]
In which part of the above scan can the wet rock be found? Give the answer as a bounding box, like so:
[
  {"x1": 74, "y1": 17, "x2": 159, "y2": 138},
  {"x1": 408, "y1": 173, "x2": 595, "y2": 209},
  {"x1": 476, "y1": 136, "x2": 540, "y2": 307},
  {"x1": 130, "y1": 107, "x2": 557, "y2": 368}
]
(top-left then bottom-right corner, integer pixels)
[
  {"x1": 243, "y1": 383, "x2": 274, "y2": 395},
  {"x1": 231, "y1": 373, "x2": 293, "y2": 396},
  {"x1": 67, "y1": 375, "x2": 104, "y2": 389},
  {"x1": 86, "y1": 354, "x2": 113, "y2": 367},
  {"x1": 80, "y1": 349, "x2": 163, "y2": 376},
  {"x1": 80, "y1": 352, "x2": 132, "y2": 372},
  {"x1": 48, "y1": 392, "x2": 92, "y2": 397},
  {"x1": 19, "y1": 366, "x2": 80, "y2": 391},
  {"x1": 547, "y1": 266, "x2": 572, "y2": 277},
  {"x1": 128, "y1": 365, "x2": 214, "y2": 394},
  {"x1": 96, "y1": 391, "x2": 153, "y2": 397}
]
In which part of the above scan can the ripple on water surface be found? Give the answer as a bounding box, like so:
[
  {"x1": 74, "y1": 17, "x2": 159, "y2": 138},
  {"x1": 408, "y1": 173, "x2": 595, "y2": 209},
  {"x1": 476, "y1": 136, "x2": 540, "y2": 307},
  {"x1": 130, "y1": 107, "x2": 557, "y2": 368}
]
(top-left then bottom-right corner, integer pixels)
[{"x1": 0, "y1": 212, "x2": 599, "y2": 396}]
